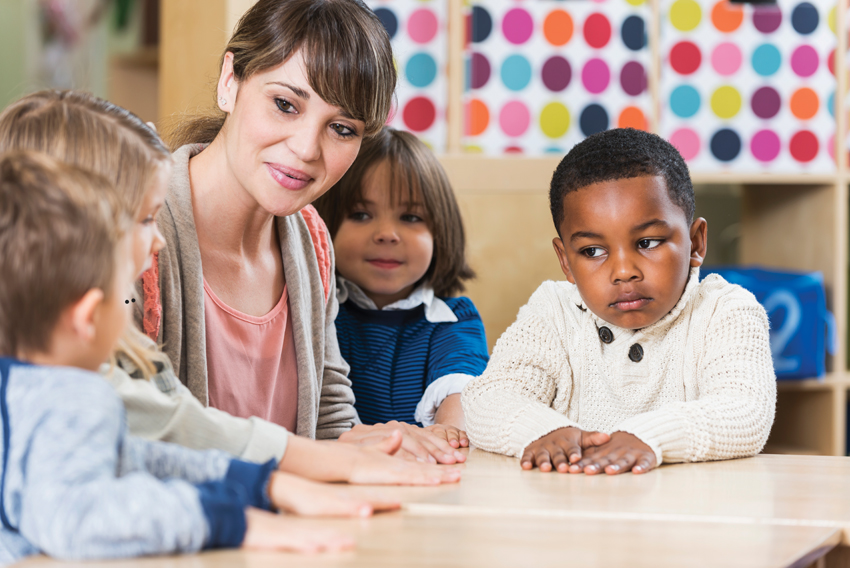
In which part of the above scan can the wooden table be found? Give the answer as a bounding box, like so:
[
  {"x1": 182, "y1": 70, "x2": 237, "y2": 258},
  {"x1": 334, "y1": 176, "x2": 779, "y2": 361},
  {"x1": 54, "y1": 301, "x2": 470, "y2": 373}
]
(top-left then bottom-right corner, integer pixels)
[{"x1": 17, "y1": 449, "x2": 850, "y2": 568}]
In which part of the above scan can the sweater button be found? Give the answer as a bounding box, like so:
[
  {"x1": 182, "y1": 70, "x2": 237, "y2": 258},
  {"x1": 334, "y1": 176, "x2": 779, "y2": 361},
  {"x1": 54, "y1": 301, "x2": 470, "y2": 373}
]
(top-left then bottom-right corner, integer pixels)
[
  {"x1": 629, "y1": 344, "x2": 644, "y2": 362},
  {"x1": 598, "y1": 326, "x2": 613, "y2": 344}
]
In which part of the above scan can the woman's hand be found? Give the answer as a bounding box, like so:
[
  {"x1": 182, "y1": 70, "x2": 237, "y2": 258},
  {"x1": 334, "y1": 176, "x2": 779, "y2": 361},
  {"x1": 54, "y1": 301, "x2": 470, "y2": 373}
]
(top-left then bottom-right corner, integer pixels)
[
  {"x1": 242, "y1": 507, "x2": 354, "y2": 553},
  {"x1": 278, "y1": 431, "x2": 462, "y2": 484},
  {"x1": 338, "y1": 421, "x2": 467, "y2": 464},
  {"x1": 267, "y1": 471, "x2": 400, "y2": 517}
]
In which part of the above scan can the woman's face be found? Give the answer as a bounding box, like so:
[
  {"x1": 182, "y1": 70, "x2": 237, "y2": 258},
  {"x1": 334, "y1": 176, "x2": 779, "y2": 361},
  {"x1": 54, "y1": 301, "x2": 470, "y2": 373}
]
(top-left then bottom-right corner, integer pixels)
[
  {"x1": 132, "y1": 165, "x2": 168, "y2": 278},
  {"x1": 218, "y1": 50, "x2": 366, "y2": 217}
]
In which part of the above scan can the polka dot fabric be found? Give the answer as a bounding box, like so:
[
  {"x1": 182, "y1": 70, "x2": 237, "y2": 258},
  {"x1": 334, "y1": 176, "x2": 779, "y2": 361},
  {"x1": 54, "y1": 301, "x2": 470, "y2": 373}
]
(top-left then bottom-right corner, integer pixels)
[
  {"x1": 366, "y1": 0, "x2": 447, "y2": 151},
  {"x1": 463, "y1": 0, "x2": 652, "y2": 155},
  {"x1": 661, "y1": 0, "x2": 836, "y2": 172}
]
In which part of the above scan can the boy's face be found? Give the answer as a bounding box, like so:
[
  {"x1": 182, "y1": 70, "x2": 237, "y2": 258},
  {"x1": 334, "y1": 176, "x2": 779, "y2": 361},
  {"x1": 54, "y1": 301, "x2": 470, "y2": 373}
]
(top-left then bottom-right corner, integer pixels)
[
  {"x1": 86, "y1": 235, "x2": 136, "y2": 370},
  {"x1": 552, "y1": 176, "x2": 707, "y2": 330}
]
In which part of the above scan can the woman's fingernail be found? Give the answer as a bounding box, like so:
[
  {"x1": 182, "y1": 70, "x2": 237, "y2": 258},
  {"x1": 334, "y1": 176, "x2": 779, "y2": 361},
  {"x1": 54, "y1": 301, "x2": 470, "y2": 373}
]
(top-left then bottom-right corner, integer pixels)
[
  {"x1": 610, "y1": 465, "x2": 620, "y2": 471},
  {"x1": 359, "y1": 506, "x2": 371, "y2": 517}
]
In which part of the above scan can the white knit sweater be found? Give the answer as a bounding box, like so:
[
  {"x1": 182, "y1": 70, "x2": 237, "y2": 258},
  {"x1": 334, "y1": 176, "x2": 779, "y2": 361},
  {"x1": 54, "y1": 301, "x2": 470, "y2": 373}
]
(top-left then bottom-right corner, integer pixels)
[{"x1": 461, "y1": 269, "x2": 776, "y2": 465}]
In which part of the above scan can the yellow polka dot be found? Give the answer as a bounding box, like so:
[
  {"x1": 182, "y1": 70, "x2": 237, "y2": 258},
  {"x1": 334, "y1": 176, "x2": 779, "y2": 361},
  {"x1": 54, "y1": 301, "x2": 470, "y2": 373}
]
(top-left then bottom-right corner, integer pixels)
[
  {"x1": 463, "y1": 145, "x2": 484, "y2": 153},
  {"x1": 540, "y1": 103, "x2": 570, "y2": 139},
  {"x1": 829, "y1": 6, "x2": 837, "y2": 34},
  {"x1": 710, "y1": 86, "x2": 742, "y2": 119},
  {"x1": 625, "y1": 0, "x2": 646, "y2": 6},
  {"x1": 670, "y1": 0, "x2": 702, "y2": 32}
]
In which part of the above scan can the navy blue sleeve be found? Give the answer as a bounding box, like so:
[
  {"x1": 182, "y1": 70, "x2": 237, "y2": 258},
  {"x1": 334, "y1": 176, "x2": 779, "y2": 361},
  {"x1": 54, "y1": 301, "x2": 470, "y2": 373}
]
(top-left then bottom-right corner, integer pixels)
[
  {"x1": 426, "y1": 297, "x2": 490, "y2": 386},
  {"x1": 196, "y1": 458, "x2": 276, "y2": 550},
  {"x1": 223, "y1": 459, "x2": 277, "y2": 511}
]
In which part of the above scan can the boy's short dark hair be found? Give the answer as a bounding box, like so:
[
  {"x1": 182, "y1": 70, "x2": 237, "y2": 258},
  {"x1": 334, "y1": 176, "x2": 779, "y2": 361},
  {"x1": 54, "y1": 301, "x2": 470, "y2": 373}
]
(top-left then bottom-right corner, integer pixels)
[
  {"x1": 549, "y1": 128, "x2": 695, "y2": 234},
  {"x1": 315, "y1": 126, "x2": 474, "y2": 297},
  {"x1": 0, "y1": 151, "x2": 127, "y2": 356}
]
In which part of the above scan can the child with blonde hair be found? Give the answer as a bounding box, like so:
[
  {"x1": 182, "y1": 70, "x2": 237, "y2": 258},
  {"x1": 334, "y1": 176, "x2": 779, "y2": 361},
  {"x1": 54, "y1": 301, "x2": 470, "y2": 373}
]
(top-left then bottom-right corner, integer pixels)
[
  {"x1": 0, "y1": 151, "x2": 400, "y2": 561},
  {"x1": 315, "y1": 127, "x2": 489, "y2": 445},
  {"x1": 0, "y1": 90, "x2": 461, "y2": 487}
]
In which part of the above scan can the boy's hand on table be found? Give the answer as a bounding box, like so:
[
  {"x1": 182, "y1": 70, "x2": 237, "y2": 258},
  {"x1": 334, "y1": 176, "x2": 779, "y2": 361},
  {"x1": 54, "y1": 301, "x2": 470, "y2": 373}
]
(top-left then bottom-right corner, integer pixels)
[
  {"x1": 242, "y1": 507, "x2": 354, "y2": 553},
  {"x1": 521, "y1": 427, "x2": 610, "y2": 472},
  {"x1": 424, "y1": 423, "x2": 469, "y2": 449},
  {"x1": 570, "y1": 431, "x2": 657, "y2": 475},
  {"x1": 338, "y1": 421, "x2": 466, "y2": 464},
  {"x1": 268, "y1": 471, "x2": 401, "y2": 517}
]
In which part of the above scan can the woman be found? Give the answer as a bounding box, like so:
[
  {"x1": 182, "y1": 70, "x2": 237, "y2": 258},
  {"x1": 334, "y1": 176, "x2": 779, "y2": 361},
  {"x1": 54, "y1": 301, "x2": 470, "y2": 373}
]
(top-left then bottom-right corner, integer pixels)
[{"x1": 140, "y1": 0, "x2": 465, "y2": 463}]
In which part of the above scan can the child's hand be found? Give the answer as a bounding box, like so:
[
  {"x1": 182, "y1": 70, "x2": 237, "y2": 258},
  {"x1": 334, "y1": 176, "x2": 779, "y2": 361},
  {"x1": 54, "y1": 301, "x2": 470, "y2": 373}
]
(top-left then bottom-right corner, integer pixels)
[
  {"x1": 268, "y1": 471, "x2": 402, "y2": 517},
  {"x1": 520, "y1": 427, "x2": 610, "y2": 472},
  {"x1": 242, "y1": 507, "x2": 354, "y2": 553},
  {"x1": 338, "y1": 421, "x2": 466, "y2": 464},
  {"x1": 423, "y1": 423, "x2": 469, "y2": 449},
  {"x1": 570, "y1": 431, "x2": 657, "y2": 475}
]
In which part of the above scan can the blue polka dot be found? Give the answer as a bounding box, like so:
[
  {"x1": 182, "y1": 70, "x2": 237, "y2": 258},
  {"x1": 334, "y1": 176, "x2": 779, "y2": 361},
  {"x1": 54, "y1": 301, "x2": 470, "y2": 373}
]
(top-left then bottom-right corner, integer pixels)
[
  {"x1": 752, "y1": 44, "x2": 781, "y2": 77},
  {"x1": 579, "y1": 104, "x2": 609, "y2": 137},
  {"x1": 545, "y1": 147, "x2": 564, "y2": 154},
  {"x1": 828, "y1": 91, "x2": 835, "y2": 118},
  {"x1": 670, "y1": 85, "x2": 701, "y2": 118},
  {"x1": 791, "y1": 2, "x2": 819, "y2": 34},
  {"x1": 501, "y1": 54, "x2": 532, "y2": 91},
  {"x1": 621, "y1": 15, "x2": 646, "y2": 51},
  {"x1": 406, "y1": 53, "x2": 437, "y2": 88},
  {"x1": 471, "y1": 6, "x2": 493, "y2": 43},
  {"x1": 710, "y1": 129, "x2": 741, "y2": 162},
  {"x1": 374, "y1": 8, "x2": 398, "y2": 39}
]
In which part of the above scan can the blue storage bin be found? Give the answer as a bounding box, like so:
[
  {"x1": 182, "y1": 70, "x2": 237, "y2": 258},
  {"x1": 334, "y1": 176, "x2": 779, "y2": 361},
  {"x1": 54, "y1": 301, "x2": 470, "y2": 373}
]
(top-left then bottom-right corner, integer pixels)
[{"x1": 701, "y1": 266, "x2": 835, "y2": 380}]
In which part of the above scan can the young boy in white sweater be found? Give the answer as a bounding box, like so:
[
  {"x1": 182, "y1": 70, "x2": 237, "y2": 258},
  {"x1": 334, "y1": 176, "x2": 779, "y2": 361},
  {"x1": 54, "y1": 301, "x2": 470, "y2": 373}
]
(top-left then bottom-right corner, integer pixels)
[{"x1": 461, "y1": 128, "x2": 776, "y2": 475}]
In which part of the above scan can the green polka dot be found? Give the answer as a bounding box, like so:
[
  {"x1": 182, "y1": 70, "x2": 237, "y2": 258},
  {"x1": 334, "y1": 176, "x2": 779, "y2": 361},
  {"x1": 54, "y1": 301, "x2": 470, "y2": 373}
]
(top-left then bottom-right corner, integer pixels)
[
  {"x1": 710, "y1": 86, "x2": 742, "y2": 119},
  {"x1": 670, "y1": 0, "x2": 701, "y2": 31},
  {"x1": 540, "y1": 103, "x2": 570, "y2": 139}
]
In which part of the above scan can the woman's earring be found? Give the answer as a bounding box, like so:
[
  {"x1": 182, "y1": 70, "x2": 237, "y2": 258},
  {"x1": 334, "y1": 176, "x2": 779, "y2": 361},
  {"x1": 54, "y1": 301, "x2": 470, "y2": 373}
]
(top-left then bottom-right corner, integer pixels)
[{"x1": 219, "y1": 96, "x2": 227, "y2": 107}]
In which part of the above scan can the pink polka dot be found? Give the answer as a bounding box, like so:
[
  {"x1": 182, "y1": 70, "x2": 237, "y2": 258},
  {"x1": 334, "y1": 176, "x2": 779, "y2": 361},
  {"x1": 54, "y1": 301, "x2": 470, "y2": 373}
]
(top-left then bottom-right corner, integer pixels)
[
  {"x1": 711, "y1": 42, "x2": 742, "y2": 76},
  {"x1": 499, "y1": 101, "x2": 531, "y2": 137},
  {"x1": 750, "y1": 130, "x2": 780, "y2": 162},
  {"x1": 670, "y1": 128, "x2": 700, "y2": 161},
  {"x1": 790, "y1": 45, "x2": 819, "y2": 77},
  {"x1": 502, "y1": 8, "x2": 534, "y2": 45},
  {"x1": 581, "y1": 58, "x2": 610, "y2": 94},
  {"x1": 408, "y1": 9, "x2": 439, "y2": 44}
]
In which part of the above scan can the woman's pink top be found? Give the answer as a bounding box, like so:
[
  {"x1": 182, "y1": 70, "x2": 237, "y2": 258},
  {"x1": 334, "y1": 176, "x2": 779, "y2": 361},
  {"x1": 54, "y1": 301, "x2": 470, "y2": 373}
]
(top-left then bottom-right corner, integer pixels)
[{"x1": 203, "y1": 280, "x2": 299, "y2": 432}]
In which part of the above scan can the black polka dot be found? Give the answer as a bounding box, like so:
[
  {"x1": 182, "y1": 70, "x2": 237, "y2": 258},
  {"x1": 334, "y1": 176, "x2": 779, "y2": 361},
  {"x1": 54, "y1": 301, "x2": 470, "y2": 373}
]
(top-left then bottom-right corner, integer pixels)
[
  {"x1": 791, "y1": 2, "x2": 819, "y2": 35},
  {"x1": 621, "y1": 15, "x2": 646, "y2": 51},
  {"x1": 374, "y1": 8, "x2": 398, "y2": 39},
  {"x1": 710, "y1": 129, "x2": 742, "y2": 162},
  {"x1": 470, "y1": 6, "x2": 492, "y2": 43},
  {"x1": 580, "y1": 104, "x2": 609, "y2": 137}
]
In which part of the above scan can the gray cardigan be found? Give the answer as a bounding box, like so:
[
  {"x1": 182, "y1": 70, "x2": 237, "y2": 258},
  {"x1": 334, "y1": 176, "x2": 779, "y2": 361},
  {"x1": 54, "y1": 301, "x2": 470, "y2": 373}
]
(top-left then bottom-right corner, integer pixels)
[{"x1": 135, "y1": 144, "x2": 359, "y2": 440}]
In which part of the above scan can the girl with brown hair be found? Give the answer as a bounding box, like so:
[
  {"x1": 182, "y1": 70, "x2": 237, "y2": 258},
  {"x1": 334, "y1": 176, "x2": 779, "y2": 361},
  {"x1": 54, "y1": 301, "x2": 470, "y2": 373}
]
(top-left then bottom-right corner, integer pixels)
[{"x1": 314, "y1": 127, "x2": 488, "y2": 440}]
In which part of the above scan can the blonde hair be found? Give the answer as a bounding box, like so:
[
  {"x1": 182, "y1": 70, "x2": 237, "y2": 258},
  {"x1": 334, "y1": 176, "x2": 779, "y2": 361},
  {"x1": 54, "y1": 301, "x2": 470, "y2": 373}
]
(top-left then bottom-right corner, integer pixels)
[
  {"x1": 0, "y1": 151, "x2": 130, "y2": 356},
  {"x1": 0, "y1": 90, "x2": 172, "y2": 378},
  {"x1": 169, "y1": 0, "x2": 396, "y2": 147},
  {"x1": 315, "y1": 127, "x2": 475, "y2": 297}
]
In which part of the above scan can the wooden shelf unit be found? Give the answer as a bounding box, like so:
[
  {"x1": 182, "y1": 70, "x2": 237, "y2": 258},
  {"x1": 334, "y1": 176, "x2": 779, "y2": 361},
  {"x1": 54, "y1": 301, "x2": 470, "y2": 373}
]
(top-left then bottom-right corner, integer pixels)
[{"x1": 156, "y1": 0, "x2": 850, "y2": 456}]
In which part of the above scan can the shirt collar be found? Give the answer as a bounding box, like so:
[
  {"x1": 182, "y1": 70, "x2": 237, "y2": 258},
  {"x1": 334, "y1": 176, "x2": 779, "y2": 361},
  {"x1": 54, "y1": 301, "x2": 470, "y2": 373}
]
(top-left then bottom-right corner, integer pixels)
[{"x1": 336, "y1": 277, "x2": 458, "y2": 323}]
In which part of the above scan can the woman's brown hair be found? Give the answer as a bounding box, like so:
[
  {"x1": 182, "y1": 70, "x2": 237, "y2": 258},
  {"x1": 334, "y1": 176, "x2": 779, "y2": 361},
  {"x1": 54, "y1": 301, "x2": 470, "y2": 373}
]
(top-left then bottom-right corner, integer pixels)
[
  {"x1": 169, "y1": 0, "x2": 396, "y2": 147},
  {"x1": 0, "y1": 89, "x2": 172, "y2": 379},
  {"x1": 314, "y1": 127, "x2": 475, "y2": 297}
]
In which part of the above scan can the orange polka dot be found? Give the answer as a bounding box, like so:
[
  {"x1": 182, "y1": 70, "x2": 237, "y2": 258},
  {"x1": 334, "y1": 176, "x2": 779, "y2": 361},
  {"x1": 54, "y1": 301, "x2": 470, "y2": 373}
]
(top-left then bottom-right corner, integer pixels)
[
  {"x1": 618, "y1": 106, "x2": 648, "y2": 131},
  {"x1": 790, "y1": 87, "x2": 819, "y2": 120},
  {"x1": 544, "y1": 10, "x2": 573, "y2": 46},
  {"x1": 466, "y1": 99, "x2": 490, "y2": 136},
  {"x1": 711, "y1": 1, "x2": 743, "y2": 33}
]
